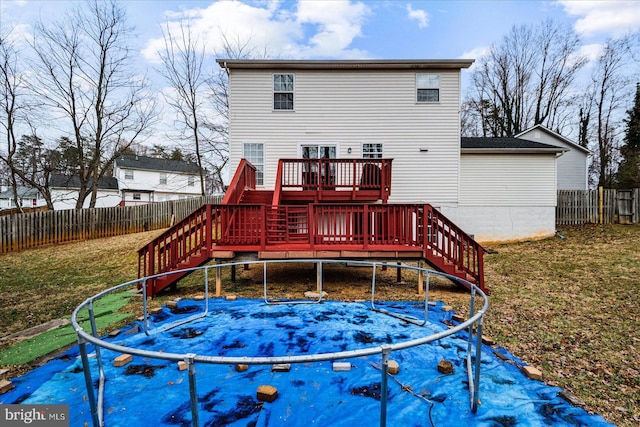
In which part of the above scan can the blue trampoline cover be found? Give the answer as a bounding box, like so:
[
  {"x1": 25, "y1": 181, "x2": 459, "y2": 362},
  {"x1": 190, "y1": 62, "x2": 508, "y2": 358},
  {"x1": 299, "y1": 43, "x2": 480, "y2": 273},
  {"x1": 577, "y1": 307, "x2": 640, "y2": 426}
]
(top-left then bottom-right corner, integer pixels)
[{"x1": 1, "y1": 299, "x2": 614, "y2": 427}]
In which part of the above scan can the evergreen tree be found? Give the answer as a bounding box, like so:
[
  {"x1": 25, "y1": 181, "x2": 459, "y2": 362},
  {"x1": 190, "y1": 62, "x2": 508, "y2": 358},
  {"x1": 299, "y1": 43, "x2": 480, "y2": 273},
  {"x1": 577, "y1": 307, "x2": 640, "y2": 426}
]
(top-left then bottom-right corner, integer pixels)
[{"x1": 616, "y1": 83, "x2": 640, "y2": 188}]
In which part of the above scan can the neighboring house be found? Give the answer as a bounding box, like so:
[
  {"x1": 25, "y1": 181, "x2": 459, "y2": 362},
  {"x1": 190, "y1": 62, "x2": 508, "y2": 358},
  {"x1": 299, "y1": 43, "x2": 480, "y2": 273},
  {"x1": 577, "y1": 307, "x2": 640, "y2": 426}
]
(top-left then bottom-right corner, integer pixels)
[
  {"x1": 517, "y1": 124, "x2": 590, "y2": 190},
  {"x1": 50, "y1": 174, "x2": 121, "y2": 210},
  {"x1": 218, "y1": 58, "x2": 564, "y2": 244},
  {"x1": 459, "y1": 137, "x2": 565, "y2": 243},
  {"x1": 114, "y1": 155, "x2": 202, "y2": 206},
  {"x1": 0, "y1": 186, "x2": 47, "y2": 210}
]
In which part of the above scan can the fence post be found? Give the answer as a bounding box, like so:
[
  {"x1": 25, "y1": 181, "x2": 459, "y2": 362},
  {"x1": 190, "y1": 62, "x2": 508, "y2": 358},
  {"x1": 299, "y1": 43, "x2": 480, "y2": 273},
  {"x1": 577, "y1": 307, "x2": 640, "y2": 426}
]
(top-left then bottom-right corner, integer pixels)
[{"x1": 599, "y1": 186, "x2": 604, "y2": 224}]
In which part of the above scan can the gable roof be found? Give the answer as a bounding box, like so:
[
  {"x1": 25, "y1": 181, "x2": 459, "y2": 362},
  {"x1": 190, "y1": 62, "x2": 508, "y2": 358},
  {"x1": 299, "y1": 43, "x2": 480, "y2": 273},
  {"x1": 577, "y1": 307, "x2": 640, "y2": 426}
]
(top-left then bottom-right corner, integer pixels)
[
  {"x1": 115, "y1": 154, "x2": 200, "y2": 174},
  {"x1": 516, "y1": 124, "x2": 591, "y2": 154},
  {"x1": 461, "y1": 137, "x2": 567, "y2": 154},
  {"x1": 217, "y1": 59, "x2": 475, "y2": 71},
  {"x1": 50, "y1": 174, "x2": 119, "y2": 190}
]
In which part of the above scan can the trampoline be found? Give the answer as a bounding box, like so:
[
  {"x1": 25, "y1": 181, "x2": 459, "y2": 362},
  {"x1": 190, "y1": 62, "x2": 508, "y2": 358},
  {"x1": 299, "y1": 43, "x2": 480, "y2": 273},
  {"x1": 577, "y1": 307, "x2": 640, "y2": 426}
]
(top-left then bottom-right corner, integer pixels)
[{"x1": 1, "y1": 260, "x2": 614, "y2": 427}]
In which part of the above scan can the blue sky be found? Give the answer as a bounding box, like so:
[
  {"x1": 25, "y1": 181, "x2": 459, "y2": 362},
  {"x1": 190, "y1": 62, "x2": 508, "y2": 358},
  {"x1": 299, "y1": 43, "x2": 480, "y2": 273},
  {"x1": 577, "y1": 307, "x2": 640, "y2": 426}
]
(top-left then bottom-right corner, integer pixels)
[{"x1": 3, "y1": 0, "x2": 638, "y2": 63}]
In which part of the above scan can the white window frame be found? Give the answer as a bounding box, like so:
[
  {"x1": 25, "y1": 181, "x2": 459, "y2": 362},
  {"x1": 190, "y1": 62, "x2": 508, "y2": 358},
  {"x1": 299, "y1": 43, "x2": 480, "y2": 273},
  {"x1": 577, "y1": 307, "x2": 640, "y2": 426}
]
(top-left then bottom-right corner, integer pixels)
[
  {"x1": 124, "y1": 169, "x2": 134, "y2": 180},
  {"x1": 159, "y1": 172, "x2": 167, "y2": 185},
  {"x1": 362, "y1": 143, "x2": 383, "y2": 159},
  {"x1": 416, "y1": 73, "x2": 440, "y2": 103},
  {"x1": 273, "y1": 73, "x2": 294, "y2": 111},
  {"x1": 244, "y1": 142, "x2": 264, "y2": 186}
]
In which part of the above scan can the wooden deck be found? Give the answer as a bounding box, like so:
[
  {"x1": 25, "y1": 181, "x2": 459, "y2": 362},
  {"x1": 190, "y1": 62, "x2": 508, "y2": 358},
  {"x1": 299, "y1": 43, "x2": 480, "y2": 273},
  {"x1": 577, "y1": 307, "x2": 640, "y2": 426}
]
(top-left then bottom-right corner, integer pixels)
[{"x1": 139, "y1": 159, "x2": 486, "y2": 297}]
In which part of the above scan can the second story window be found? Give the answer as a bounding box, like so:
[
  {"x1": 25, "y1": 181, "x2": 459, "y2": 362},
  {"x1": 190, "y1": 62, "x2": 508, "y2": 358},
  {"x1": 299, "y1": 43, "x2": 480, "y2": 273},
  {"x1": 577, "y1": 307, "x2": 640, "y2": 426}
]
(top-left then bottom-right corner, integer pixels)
[
  {"x1": 159, "y1": 173, "x2": 167, "y2": 185},
  {"x1": 363, "y1": 143, "x2": 383, "y2": 159},
  {"x1": 274, "y1": 74, "x2": 294, "y2": 110},
  {"x1": 124, "y1": 170, "x2": 134, "y2": 180},
  {"x1": 416, "y1": 74, "x2": 440, "y2": 103},
  {"x1": 188, "y1": 176, "x2": 195, "y2": 186},
  {"x1": 133, "y1": 193, "x2": 141, "y2": 200}
]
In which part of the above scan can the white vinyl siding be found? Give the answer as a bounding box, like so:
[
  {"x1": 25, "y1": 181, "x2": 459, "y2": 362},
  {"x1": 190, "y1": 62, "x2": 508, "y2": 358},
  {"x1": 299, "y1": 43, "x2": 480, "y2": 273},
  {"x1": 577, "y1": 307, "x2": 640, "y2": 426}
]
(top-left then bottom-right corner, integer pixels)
[
  {"x1": 459, "y1": 154, "x2": 557, "y2": 206},
  {"x1": 518, "y1": 128, "x2": 588, "y2": 190},
  {"x1": 228, "y1": 69, "x2": 462, "y2": 206}
]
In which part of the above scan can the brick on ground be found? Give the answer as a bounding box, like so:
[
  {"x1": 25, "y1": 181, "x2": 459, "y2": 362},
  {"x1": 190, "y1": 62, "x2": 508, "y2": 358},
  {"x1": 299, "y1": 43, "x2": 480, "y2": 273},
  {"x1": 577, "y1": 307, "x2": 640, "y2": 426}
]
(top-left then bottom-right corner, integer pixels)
[
  {"x1": 257, "y1": 385, "x2": 278, "y2": 402},
  {"x1": 521, "y1": 365, "x2": 543, "y2": 381},
  {"x1": 437, "y1": 360, "x2": 454, "y2": 375},
  {"x1": 0, "y1": 379, "x2": 14, "y2": 394},
  {"x1": 114, "y1": 354, "x2": 132, "y2": 367}
]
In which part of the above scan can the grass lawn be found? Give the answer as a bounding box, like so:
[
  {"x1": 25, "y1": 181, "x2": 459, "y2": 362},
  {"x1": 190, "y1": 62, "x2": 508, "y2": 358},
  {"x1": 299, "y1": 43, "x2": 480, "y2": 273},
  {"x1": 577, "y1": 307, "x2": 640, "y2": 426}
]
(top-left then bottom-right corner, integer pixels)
[{"x1": 0, "y1": 224, "x2": 638, "y2": 426}]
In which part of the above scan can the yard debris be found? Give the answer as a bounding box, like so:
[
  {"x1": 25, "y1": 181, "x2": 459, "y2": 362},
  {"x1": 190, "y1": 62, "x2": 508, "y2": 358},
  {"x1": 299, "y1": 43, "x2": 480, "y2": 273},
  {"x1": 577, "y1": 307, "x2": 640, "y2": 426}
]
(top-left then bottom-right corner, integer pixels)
[
  {"x1": 235, "y1": 364, "x2": 249, "y2": 372},
  {"x1": 272, "y1": 364, "x2": 291, "y2": 372},
  {"x1": 481, "y1": 335, "x2": 496, "y2": 346},
  {"x1": 388, "y1": 360, "x2": 400, "y2": 375},
  {"x1": 177, "y1": 361, "x2": 188, "y2": 371},
  {"x1": 333, "y1": 362, "x2": 351, "y2": 372},
  {"x1": 304, "y1": 291, "x2": 328, "y2": 299},
  {"x1": 560, "y1": 390, "x2": 586, "y2": 407}
]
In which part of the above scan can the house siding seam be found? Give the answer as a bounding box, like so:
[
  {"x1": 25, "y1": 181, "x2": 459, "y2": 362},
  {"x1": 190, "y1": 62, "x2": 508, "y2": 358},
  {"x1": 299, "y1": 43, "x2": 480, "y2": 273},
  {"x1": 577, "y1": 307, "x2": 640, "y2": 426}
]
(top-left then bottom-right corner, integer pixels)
[{"x1": 227, "y1": 68, "x2": 462, "y2": 206}]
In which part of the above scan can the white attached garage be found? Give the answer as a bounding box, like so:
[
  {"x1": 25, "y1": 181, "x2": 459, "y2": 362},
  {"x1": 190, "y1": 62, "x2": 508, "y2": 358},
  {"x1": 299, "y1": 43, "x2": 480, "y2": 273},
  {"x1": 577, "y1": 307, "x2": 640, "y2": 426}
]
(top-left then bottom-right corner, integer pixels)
[{"x1": 455, "y1": 137, "x2": 566, "y2": 244}]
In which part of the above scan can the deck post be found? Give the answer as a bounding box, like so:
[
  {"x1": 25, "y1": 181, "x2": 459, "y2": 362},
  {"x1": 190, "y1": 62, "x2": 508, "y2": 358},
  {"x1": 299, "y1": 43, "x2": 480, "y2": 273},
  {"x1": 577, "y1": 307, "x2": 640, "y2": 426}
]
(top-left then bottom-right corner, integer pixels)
[
  {"x1": 418, "y1": 260, "x2": 425, "y2": 295},
  {"x1": 231, "y1": 264, "x2": 236, "y2": 283},
  {"x1": 215, "y1": 261, "x2": 222, "y2": 297},
  {"x1": 396, "y1": 261, "x2": 402, "y2": 283}
]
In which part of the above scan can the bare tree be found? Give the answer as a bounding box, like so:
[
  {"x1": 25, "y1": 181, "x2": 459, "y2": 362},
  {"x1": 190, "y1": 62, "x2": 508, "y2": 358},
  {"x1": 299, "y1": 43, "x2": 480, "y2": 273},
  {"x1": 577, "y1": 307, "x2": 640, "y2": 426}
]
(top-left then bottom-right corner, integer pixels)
[
  {"x1": 29, "y1": 0, "x2": 156, "y2": 209},
  {"x1": 585, "y1": 36, "x2": 636, "y2": 187},
  {"x1": 156, "y1": 20, "x2": 209, "y2": 195},
  {"x1": 464, "y1": 20, "x2": 586, "y2": 137},
  {"x1": 0, "y1": 30, "x2": 26, "y2": 211}
]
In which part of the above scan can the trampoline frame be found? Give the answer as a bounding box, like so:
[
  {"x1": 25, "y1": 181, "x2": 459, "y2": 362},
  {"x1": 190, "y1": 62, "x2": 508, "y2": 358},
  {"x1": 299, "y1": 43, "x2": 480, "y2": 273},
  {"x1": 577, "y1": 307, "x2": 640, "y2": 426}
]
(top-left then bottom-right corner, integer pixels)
[{"x1": 72, "y1": 259, "x2": 489, "y2": 427}]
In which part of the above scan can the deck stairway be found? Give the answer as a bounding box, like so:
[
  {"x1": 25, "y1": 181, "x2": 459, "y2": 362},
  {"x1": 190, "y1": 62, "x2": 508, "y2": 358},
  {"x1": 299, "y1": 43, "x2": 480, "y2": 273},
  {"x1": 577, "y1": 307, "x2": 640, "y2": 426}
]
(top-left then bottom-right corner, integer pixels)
[{"x1": 139, "y1": 158, "x2": 487, "y2": 297}]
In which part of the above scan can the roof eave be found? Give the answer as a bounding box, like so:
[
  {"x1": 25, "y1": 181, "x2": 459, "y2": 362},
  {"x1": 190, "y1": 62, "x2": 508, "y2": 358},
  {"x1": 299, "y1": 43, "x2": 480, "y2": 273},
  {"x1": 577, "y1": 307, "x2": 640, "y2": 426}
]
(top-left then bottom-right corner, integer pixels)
[
  {"x1": 216, "y1": 59, "x2": 475, "y2": 70},
  {"x1": 461, "y1": 148, "x2": 567, "y2": 154}
]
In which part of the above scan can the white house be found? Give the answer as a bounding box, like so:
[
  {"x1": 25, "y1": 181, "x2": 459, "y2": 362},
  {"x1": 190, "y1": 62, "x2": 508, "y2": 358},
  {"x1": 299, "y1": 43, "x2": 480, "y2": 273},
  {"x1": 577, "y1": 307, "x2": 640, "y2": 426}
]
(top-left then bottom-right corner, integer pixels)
[
  {"x1": 113, "y1": 155, "x2": 202, "y2": 206},
  {"x1": 0, "y1": 186, "x2": 47, "y2": 210},
  {"x1": 50, "y1": 174, "x2": 121, "y2": 210},
  {"x1": 218, "y1": 58, "x2": 564, "y2": 244},
  {"x1": 517, "y1": 124, "x2": 590, "y2": 190}
]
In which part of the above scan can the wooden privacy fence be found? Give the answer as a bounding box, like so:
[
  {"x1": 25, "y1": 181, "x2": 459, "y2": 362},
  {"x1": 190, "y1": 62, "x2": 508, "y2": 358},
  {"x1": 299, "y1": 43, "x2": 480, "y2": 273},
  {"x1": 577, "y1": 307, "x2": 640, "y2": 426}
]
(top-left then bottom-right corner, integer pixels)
[
  {"x1": 556, "y1": 188, "x2": 639, "y2": 226},
  {"x1": 0, "y1": 196, "x2": 221, "y2": 254}
]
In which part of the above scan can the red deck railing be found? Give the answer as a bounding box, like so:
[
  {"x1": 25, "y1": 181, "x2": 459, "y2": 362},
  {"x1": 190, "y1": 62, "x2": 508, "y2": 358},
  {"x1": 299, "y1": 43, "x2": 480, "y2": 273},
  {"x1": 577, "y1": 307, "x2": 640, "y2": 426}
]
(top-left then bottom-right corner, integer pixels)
[
  {"x1": 221, "y1": 159, "x2": 256, "y2": 205},
  {"x1": 277, "y1": 158, "x2": 392, "y2": 202},
  {"x1": 139, "y1": 203, "x2": 485, "y2": 296}
]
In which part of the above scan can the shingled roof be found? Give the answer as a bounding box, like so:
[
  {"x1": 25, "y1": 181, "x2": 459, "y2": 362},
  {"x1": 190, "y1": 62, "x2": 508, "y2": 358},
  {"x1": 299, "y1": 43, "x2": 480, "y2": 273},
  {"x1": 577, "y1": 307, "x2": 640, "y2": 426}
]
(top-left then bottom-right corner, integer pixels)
[
  {"x1": 115, "y1": 154, "x2": 200, "y2": 174},
  {"x1": 461, "y1": 137, "x2": 567, "y2": 153},
  {"x1": 50, "y1": 174, "x2": 119, "y2": 190}
]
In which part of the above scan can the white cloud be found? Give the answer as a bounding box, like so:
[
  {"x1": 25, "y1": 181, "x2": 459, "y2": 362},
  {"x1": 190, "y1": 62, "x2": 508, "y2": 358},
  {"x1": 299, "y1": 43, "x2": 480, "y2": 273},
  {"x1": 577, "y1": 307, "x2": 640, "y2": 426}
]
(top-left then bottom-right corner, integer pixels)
[
  {"x1": 578, "y1": 43, "x2": 604, "y2": 62},
  {"x1": 557, "y1": 0, "x2": 640, "y2": 37},
  {"x1": 142, "y1": 0, "x2": 371, "y2": 62},
  {"x1": 406, "y1": 4, "x2": 428, "y2": 29},
  {"x1": 459, "y1": 46, "x2": 489, "y2": 72}
]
